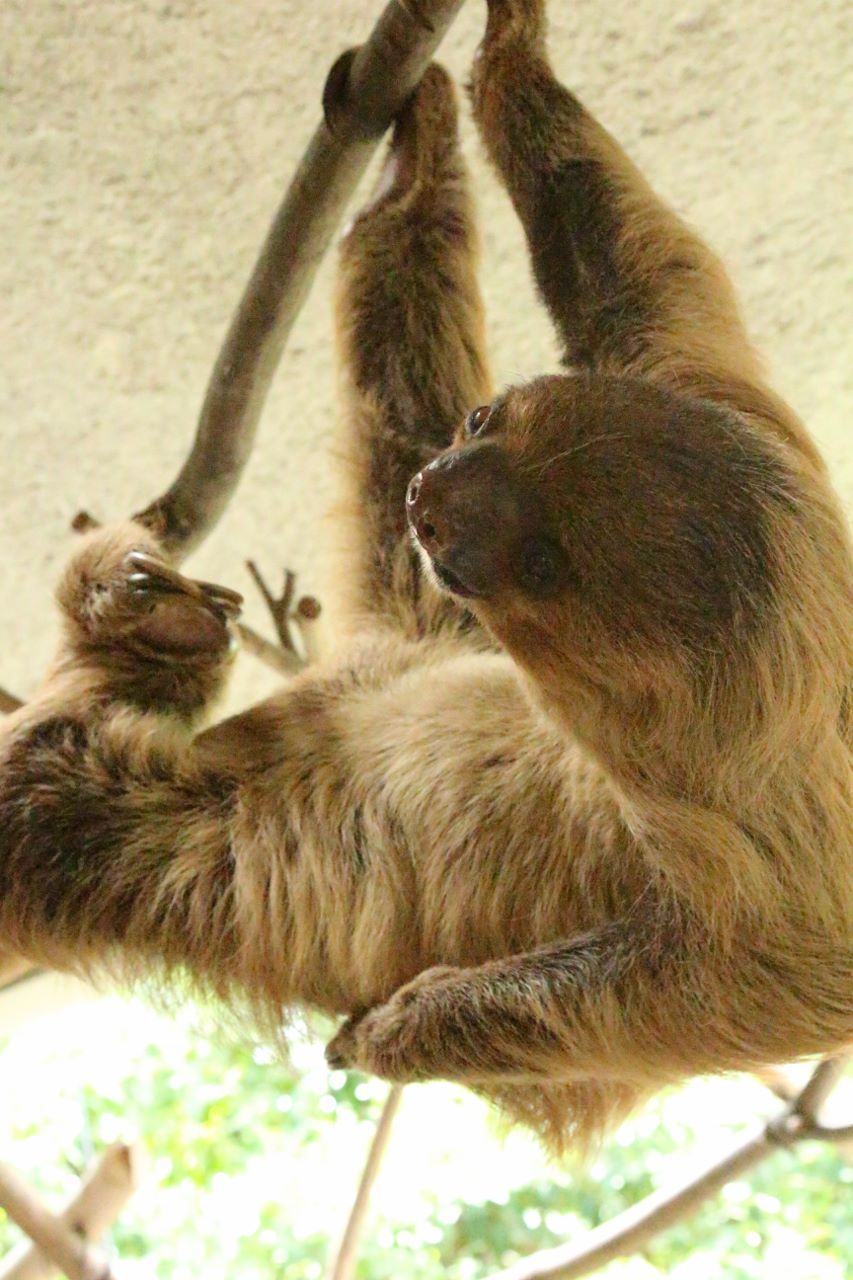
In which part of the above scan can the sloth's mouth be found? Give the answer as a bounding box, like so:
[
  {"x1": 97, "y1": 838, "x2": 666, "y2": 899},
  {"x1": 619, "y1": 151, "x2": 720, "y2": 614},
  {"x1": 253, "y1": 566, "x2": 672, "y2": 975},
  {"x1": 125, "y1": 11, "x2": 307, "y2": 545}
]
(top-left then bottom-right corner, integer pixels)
[
  {"x1": 431, "y1": 558, "x2": 480, "y2": 598},
  {"x1": 408, "y1": 515, "x2": 488, "y2": 599}
]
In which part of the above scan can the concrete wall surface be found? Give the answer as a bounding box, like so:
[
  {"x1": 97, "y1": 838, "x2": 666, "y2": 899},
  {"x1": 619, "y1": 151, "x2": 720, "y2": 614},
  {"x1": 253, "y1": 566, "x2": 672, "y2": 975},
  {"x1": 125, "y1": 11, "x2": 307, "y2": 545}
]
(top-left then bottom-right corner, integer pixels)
[{"x1": 1, "y1": 0, "x2": 850, "y2": 701}]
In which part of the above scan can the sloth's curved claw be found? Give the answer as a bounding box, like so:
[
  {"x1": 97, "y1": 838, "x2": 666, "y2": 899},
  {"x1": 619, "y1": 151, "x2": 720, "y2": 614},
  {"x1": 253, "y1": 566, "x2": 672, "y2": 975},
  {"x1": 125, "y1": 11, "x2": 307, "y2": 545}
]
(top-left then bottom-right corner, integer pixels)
[{"x1": 124, "y1": 552, "x2": 243, "y2": 619}]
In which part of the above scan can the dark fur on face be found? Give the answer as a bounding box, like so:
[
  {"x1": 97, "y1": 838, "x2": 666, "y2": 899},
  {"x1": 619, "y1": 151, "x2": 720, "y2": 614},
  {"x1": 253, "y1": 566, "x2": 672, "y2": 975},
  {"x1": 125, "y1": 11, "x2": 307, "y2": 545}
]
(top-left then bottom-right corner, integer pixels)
[{"x1": 412, "y1": 374, "x2": 794, "y2": 664}]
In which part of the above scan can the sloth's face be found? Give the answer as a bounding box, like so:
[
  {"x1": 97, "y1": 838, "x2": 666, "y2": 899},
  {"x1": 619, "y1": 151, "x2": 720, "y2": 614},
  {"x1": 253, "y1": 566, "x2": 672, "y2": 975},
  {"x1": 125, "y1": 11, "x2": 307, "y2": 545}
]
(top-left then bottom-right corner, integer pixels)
[{"x1": 407, "y1": 373, "x2": 789, "y2": 667}]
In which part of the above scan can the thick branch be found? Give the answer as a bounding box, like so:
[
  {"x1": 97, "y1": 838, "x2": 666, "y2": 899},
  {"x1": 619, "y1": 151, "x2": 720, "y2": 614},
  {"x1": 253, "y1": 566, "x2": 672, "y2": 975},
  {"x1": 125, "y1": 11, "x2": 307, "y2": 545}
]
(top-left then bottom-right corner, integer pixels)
[
  {"x1": 0, "y1": 1145, "x2": 141, "y2": 1280},
  {"x1": 0, "y1": 1164, "x2": 116, "y2": 1280},
  {"x1": 135, "y1": 0, "x2": 466, "y2": 560},
  {"x1": 245, "y1": 561, "x2": 322, "y2": 662},
  {"x1": 791, "y1": 1055, "x2": 847, "y2": 1125},
  {"x1": 484, "y1": 1057, "x2": 851, "y2": 1280}
]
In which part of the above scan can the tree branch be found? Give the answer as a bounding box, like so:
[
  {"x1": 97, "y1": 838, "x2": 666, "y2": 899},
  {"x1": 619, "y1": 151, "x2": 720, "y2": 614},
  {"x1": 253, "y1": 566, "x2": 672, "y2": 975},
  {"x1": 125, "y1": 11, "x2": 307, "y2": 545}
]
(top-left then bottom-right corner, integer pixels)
[
  {"x1": 791, "y1": 1055, "x2": 847, "y2": 1125},
  {"x1": 327, "y1": 1086, "x2": 404, "y2": 1280},
  {"x1": 0, "y1": 1145, "x2": 142, "y2": 1280},
  {"x1": 484, "y1": 1057, "x2": 851, "y2": 1280},
  {"x1": 134, "y1": 0, "x2": 466, "y2": 560},
  {"x1": 234, "y1": 619, "x2": 303, "y2": 676},
  {"x1": 0, "y1": 1163, "x2": 117, "y2": 1280},
  {"x1": 0, "y1": 689, "x2": 22, "y2": 716}
]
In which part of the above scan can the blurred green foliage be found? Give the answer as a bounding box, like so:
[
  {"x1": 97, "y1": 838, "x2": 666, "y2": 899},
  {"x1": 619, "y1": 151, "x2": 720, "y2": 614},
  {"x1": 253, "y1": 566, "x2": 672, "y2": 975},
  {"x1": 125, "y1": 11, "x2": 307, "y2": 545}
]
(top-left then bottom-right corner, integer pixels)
[{"x1": 0, "y1": 997, "x2": 849, "y2": 1279}]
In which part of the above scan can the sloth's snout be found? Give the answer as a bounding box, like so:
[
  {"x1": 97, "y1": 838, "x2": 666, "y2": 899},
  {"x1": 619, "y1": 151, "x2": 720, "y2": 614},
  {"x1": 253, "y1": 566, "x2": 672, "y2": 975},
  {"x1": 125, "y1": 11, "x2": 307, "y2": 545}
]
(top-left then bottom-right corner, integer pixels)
[
  {"x1": 406, "y1": 444, "x2": 519, "y2": 598},
  {"x1": 406, "y1": 450, "x2": 483, "y2": 556},
  {"x1": 406, "y1": 469, "x2": 445, "y2": 552}
]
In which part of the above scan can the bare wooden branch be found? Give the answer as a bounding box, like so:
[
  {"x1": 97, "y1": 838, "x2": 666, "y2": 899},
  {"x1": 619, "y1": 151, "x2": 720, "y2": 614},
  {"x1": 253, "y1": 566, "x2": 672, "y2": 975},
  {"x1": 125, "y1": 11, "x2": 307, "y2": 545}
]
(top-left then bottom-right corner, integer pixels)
[
  {"x1": 0, "y1": 689, "x2": 22, "y2": 715},
  {"x1": 0, "y1": 1163, "x2": 116, "y2": 1280},
  {"x1": 327, "y1": 1085, "x2": 404, "y2": 1280},
  {"x1": 134, "y1": 0, "x2": 466, "y2": 560},
  {"x1": 245, "y1": 561, "x2": 298, "y2": 651},
  {"x1": 234, "y1": 619, "x2": 304, "y2": 676},
  {"x1": 488, "y1": 1130, "x2": 774, "y2": 1280},
  {"x1": 245, "y1": 561, "x2": 322, "y2": 661},
  {"x1": 483, "y1": 1057, "x2": 851, "y2": 1280},
  {"x1": 792, "y1": 1055, "x2": 848, "y2": 1125},
  {"x1": 807, "y1": 1120, "x2": 853, "y2": 1144},
  {"x1": 1, "y1": 1146, "x2": 142, "y2": 1280}
]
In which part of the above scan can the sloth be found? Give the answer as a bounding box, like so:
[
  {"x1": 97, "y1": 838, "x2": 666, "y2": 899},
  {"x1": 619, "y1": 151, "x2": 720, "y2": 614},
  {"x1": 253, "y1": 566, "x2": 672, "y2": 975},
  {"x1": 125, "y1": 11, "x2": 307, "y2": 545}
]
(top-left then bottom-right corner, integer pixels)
[{"x1": 1, "y1": 0, "x2": 850, "y2": 1151}]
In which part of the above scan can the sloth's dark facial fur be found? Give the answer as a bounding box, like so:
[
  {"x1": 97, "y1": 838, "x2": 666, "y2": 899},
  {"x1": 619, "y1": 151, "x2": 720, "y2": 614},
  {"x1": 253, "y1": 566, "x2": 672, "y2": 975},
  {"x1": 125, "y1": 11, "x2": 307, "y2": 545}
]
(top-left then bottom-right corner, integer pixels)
[{"x1": 410, "y1": 373, "x2": 790, "y2": 659}]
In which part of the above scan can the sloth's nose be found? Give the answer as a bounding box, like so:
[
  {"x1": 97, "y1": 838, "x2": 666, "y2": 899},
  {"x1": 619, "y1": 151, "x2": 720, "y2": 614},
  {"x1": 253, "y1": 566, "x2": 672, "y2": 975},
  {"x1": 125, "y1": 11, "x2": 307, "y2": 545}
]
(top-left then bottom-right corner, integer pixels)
[
  {"x1": 406, "y1": 442, "x2": 519, "y2": 559},
  {"x1": 406, "y1": 470, "x2": 445, "y2": 550}
]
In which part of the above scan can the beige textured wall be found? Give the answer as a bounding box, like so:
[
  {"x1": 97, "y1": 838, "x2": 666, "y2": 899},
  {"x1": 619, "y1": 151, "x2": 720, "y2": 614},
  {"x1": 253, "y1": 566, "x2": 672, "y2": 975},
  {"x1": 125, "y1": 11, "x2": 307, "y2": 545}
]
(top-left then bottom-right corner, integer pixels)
[{"x1": 1, "y1": 0, "x2": 850, "y2": 701}]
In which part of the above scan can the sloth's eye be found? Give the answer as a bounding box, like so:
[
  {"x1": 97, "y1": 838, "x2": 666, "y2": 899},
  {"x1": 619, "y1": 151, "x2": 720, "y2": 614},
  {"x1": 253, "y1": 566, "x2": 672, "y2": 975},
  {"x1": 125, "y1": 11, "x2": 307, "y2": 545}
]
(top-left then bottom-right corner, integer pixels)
[
  {"x1": 465, "y1": 404, "x2": 493, "y2": 437},
  {"x1": 519, "y1": 536, "x2": 565, "y2": 596}
]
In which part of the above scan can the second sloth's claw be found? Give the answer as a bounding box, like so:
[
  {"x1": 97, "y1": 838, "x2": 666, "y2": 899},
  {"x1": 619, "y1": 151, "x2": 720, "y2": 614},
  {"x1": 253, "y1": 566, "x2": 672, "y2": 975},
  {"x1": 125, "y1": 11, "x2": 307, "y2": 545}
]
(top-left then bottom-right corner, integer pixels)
[
  {"x1": 194, "y1": 579, "x2": 244, "y2": 616},
  {"x1": 123, "y1": 552, "x2": 243, "y2": 618}
]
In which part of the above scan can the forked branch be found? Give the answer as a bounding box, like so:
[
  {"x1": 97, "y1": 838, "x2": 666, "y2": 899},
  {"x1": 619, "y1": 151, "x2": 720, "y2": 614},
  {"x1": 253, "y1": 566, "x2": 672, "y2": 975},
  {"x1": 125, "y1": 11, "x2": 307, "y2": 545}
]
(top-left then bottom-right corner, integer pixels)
[
  {"x1": 0, "y1": 1161, "x2": 119, "y2": 1280},
  {"x1": 483, "y1": 1056, "x2": 851, "y2": 1280},
  {"x1": 0, "y1": 1144, "x2": 142, "y2": 1280},
  {"x1": 134, "y1": 0, "x2": 467, "y2": 560}
]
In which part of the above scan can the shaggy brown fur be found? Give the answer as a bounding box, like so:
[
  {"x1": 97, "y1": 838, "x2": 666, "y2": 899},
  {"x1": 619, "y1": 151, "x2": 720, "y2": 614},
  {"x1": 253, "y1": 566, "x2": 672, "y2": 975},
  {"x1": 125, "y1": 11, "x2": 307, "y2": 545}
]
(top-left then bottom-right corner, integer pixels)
[{"x1": 1, "y1": 0, "x2": 851, "y2": 1152}]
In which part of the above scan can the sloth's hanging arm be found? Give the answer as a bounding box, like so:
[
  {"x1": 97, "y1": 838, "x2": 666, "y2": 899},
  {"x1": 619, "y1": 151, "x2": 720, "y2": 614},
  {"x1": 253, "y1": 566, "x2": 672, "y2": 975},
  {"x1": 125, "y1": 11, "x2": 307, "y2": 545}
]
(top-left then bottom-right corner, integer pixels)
[{"x1": 470, "y1": 0, "x2": 819, "y2": 464}]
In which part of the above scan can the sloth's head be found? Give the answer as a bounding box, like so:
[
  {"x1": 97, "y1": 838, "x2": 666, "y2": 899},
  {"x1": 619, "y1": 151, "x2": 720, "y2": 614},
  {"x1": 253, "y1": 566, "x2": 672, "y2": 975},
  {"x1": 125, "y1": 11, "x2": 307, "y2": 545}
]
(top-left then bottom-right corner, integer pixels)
[{"x1": 407, "y1": 374, "x2": 806, "y2": 723}]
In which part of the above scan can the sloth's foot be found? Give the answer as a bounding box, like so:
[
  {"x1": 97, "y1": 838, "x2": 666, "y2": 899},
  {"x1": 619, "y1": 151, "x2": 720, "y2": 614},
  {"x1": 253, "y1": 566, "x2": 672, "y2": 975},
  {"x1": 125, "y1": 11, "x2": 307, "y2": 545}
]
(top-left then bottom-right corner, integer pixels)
[
  {"x1": 326, "y1": 965, "x2": 472, "y2": 1084},
  {"x1": 123, "y1": 551, "x2": 242, "y2": 654},
  {"x1": 372, "y1": 63, "x2": 460, "y2": 207},
  {"x1": 58, "y1": 523, "x2": 242, "y2": 663},
  {"x1": 480, "y1": 0, "x2": 547, "y2": 48}
]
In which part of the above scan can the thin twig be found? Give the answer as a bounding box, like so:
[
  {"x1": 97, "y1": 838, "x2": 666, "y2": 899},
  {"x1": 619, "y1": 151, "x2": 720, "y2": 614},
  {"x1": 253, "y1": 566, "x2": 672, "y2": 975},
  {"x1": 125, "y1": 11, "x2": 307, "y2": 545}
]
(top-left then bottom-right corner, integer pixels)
[
  {"x1": 245, "y1": 561, "x2": 322, "y2": 660},
  {"x1": 327, "y1": 1086, "x2": 404, "y2": 1280},
  {"x1": 234, "y1": 620, "x2": 304, "y2": 676},
  {"x1": 0, "y1": 1145, "x2": 142, "y2": 1280},
  {"x1": 133, "y1": 0, "x2": 466, "y2": 560},
  {"x1": 483, "y1": 1057, "x2": 851, "y2": 1280},
  {"x1": 0, "y1": 1163, "x2": 116, "y2": 1280},
  {"x1": 245, "y1": 561, "x2": 302, "y2": 654}
]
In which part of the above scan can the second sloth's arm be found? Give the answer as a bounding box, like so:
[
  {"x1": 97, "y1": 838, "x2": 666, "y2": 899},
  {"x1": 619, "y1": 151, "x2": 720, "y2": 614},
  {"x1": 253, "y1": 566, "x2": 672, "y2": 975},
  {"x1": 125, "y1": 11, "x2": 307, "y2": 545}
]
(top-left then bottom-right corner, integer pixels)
[
  {"x1": 0, "y1": 524, "x2": 255, "y2": 989},
  {"x1": 0, "y1": 525, "x2": 442, "y2": 1014}
]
